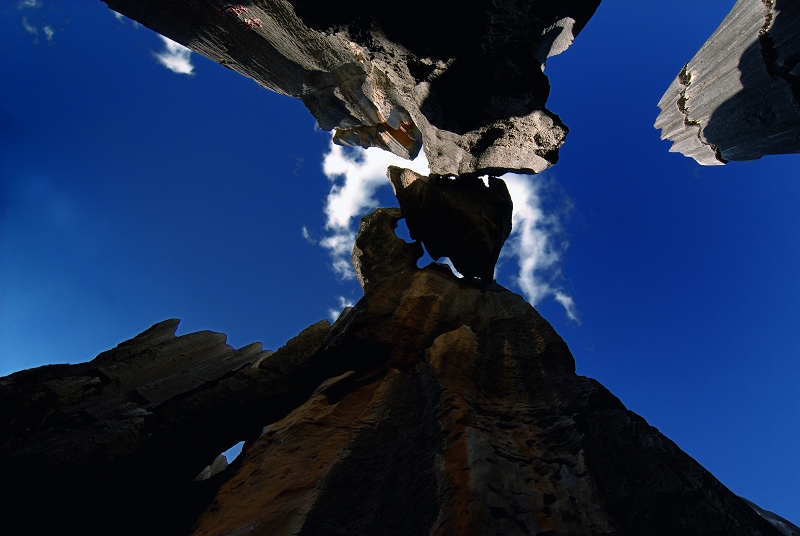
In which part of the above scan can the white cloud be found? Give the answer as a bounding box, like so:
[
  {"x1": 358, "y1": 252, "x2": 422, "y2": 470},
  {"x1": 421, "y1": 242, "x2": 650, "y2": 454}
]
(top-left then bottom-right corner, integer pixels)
[
  {"x1": 153, "y1": 35, "x2": 194, "y2": 75},
  {"x1": 43, "y1": 25, "x2": 53, "y2": 41},
  {"x1": 328, "y1": 296, "x2": 355, "y2": 323},
  {"x1": 22, "y1": 17, "x2": 38, "y2": 42},
  {"x1": 112, "y1": 10, "x2": 141, "y2": 28},
  {"x1": 502, "y1": 173, "x2": 578, "y2": 322},
  {"x1": 319, "y1": 140, "x2": 429, "y2": 279},
  {"x1": 18, "y1": 0, "x2": 42, "y2": 9},
  {"x1": 315, "y1": 138, "x2": 576, "y2": 322}
]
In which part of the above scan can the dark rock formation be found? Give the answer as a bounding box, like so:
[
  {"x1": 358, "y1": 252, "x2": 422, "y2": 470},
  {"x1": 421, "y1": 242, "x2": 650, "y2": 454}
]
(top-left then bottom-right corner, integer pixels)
[
  {"x1": 655, "y1": 0, "x2": 800, "y2": 165},
  {"x1": 189, "y1": 264, "x2": 782, "y2": 536},
  {"x1": 0, "y1": 317, "x2": 344, "y2": 534},
  {"x1": 388, "y1": 166, "x2": 513, "y2": 283},
  {"x1": 743, "y1": 497, "x2": 800, "y2": 536},
  {"x1": 2, "y1": 263, "x2": 793, "y2": 534},
  {"x1": 103, "y1": 0, "x2": 601, "y2": 176},
  {"x1": 352, "y1": 207, "x2": 423, "y2": 291}
]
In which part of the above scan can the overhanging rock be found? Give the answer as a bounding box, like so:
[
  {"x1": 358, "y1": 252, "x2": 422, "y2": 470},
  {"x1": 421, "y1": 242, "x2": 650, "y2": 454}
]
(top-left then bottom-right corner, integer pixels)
[
  {"x1": 104, "y1": 0, "x2": 601, "y2": 176},
  {"x1": 655, "y1": 0, "x2": 800, "y2": 165}
]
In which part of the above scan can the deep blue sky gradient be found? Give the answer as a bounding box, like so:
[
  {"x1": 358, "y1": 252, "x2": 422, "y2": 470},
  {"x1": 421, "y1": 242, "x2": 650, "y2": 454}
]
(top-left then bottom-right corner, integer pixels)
[{"x1": 1, "y1": 0, "x2": 798, "y2": 523}]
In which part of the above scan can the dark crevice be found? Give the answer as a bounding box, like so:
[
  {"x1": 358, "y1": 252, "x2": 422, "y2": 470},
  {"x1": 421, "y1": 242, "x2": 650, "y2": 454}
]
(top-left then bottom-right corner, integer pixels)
[{"x1": 675, "y1": 64, "x2": 729, "y2": 163}]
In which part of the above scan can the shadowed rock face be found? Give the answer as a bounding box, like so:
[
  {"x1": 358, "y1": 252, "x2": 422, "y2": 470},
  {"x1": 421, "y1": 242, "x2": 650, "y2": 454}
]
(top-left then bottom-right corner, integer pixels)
[
  {"x1": 0, "y1": 318, "x2": 336, "y2": 534},
  {"x1": 352, "y1": 207, "x2": 423, "y2": 291},
  {"x1": 190, "y1": 265, "x2": 782, "y2": 536},
  {"x1": 655, "y1": 0, "x2": 800, "y2": 165},
  {"x1": 388, "y1": 166, "x2": 513, "y2": 283},
  {"x1": 103, "y1": 0, "x2": 601, "y2": 176},
  {"x1": 0, "y1": 265, "x2": 791, "y2": 535}
]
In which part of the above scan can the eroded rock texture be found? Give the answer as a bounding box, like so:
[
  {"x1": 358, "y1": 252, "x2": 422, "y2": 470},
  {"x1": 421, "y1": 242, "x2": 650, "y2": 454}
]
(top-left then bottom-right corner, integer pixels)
[
  {"x1": 190, "y1": 265, "x2": 782, "y2": 536},
  {"x1": 0, "y1": 318, "x2": 342, "y2": 534},
  {"x1": 352, "y1": 207, "x2": 423, "y2": 291},
  {"x1": 103, "y1": 0, "x2": 601, "y2": 176},
  {"x1": 0, "y1": 266, "x2": 792, "y2": 534},
  {"x1": 388, "y1": 166, "x2": 513, "y2": 282},
  {"x1": 655, "y1": 0, "x2": 800, "y2": 165}
]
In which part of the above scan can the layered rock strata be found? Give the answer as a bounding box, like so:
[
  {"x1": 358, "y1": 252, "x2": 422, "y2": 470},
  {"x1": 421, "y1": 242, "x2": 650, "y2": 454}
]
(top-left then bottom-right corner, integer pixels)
[
  {"x1": 103, "y1": 0, "x2": 601, "y2": 176},
  {"x1": 655, "y1": 0, "x2": 800, "y2": 165},
  {"x1": 1, "y1": 210, "x2": 791, "y2": 535},
  {"x1": 388, "y1": 166, "x2": 513, "y2": 283}
]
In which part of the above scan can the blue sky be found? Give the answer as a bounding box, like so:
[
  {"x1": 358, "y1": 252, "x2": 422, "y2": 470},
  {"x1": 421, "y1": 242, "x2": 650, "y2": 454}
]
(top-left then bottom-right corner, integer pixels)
[{"x1": 2, "y1": 0, "x2": 798, "y2": 524}]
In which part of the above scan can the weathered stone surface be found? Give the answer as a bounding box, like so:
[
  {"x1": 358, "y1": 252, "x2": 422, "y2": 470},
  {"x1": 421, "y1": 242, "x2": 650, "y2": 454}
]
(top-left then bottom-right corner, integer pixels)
[
  {"x1": 187, "y1": 265, "x2": 782, "y2": 536},
  {"x1": 352, "y1": 207, "x2": 423, "y2": 292},
  {"x1": 1, "y1": 266, "x2": 794, "y2": 534},
  {"x1": 0, "y1": 318, "x2": 340, "y2": 535},
  {"x1": 655, "y1": 0, "x2": 800, "y2": 165},
  {"x1": 388, "y1": 166, "x2": 513, "y2": 283},
  {"x1": 103, "y1": 0, "x2": 601, "y2": 176}
]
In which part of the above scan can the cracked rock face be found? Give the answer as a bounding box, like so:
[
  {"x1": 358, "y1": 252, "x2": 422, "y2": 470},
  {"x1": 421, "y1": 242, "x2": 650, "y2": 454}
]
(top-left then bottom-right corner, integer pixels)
[
  {"x1": 388, "y1": 166, "x2": 513, "y2": 283},
  {"x1": 655, "y1": 0, "x2": 800, "y2": 165},
  {"x1": 103, "y1": 0, "x2": 600, "y2": 176}
]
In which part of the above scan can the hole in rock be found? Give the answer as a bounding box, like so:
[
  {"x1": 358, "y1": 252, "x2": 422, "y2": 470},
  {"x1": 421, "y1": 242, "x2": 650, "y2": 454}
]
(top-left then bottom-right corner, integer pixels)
[
  {"x1": 394, "y1": 217, "x2": 414, "y2": 243},
  {"x1": 193, "y1": 440, "x2": 245, "y2": 482},
  {"x1": 222, "y1": 440, "x2": 245, "y2": 463}
]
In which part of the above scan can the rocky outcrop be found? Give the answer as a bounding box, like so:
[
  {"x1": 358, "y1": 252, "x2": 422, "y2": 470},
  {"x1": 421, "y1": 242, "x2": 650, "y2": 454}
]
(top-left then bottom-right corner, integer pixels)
[
  {"x1": 352, "y1": 207, "x2": 423, "y2": 291},
  {"x1": 103, "y1": 0, "x2": 601, "y2": 176},
  {"x1": 388, "y1": 166, "x2": 513, "y2": 282},
  {"x1": 0, "y1": 317, "x2": 342, "y2": 534},
  {"x1": 0, "y1": 268, "x2": 793, "y2": 534},
  {"x1": 655, "y1": 0, "x2": 800, "y2": 165},
  {"x1": 188, "y1": 263, "x2": 783, "y2": 536}
]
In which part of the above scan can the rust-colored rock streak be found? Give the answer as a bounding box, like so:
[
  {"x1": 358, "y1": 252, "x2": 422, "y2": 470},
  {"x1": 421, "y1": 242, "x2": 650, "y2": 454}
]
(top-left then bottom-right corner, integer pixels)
[{"x1": 191, "y1": 265, "x2": 781, "y2": 536}]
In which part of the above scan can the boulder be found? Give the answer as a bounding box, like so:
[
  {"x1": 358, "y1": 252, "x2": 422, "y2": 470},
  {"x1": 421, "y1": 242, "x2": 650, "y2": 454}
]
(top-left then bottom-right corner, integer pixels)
[{"x1": 388, "y1": 166, "x2": 513, "y2": 283}]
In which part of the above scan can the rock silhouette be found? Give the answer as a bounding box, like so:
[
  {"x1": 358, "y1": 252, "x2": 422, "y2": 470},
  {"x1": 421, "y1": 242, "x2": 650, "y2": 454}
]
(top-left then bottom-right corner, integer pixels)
[
  {"x1": 0, "y1": 262, "x2": 788, "y2": 535},
  {"x1": 388, "y1": 166, "x2": 513, "y2": 283},
  {"x1": 2, "y1": 1, "x2": 797, "y2": 534}
]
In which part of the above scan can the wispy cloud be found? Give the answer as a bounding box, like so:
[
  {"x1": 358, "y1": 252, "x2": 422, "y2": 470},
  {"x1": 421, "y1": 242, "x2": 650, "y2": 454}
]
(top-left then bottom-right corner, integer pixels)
[
  {"x1": 18, "y1": 0, "x2": 42, "y2": 8},
  {"x1": 112, "y1": 10, "x2": 141, "y2": 28},
  {"x1": 153, "y1": 35, "x2": 194, "y2": 75},
  {"x1": 319, "y1": 140, "x2": 429, "y2": 279},
  {"x1": 43, "y1": 25, "x2": 53, "y2": 41},
  {"x1": 22, "y1": 17, "x2": 38, "y2": 42},
  {"x1": 315, "y1": 140, "x2": 576, "y2": 321},
  {"x1": 502, "y1": 174, "x2": 578, "y2": 321}
]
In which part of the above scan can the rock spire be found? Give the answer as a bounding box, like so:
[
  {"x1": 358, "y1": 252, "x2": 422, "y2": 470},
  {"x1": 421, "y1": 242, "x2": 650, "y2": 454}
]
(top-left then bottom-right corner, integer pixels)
[{"x1": 0, "y1": 259, "x2": 789, "y2": 535}]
